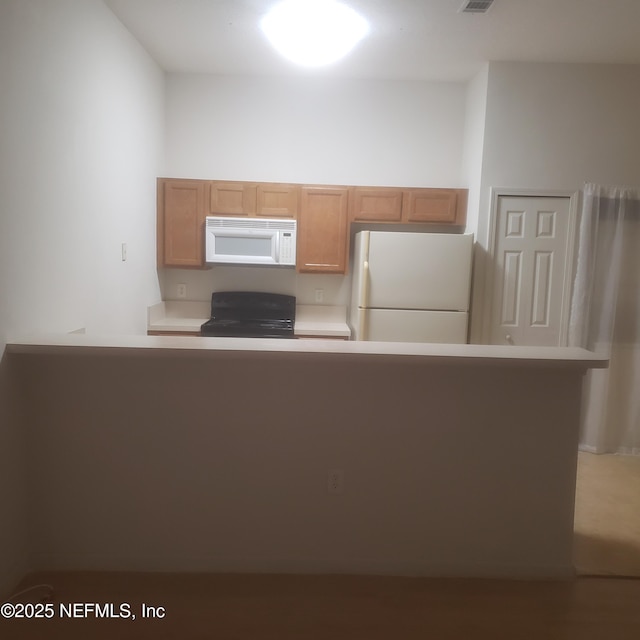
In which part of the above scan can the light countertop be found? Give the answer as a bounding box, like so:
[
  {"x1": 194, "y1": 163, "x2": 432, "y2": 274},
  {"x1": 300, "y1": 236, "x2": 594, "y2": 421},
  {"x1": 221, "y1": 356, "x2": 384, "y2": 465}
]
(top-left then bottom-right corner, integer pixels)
[
  {"x1": 7, "y1": 332, "x2": 608, "y2": 370},
  {"x1": 293, "y1": 304, "x2": 350, "y2": 338},
  {"x1": 147, "y1": 301, "x2": 351, "y2": 338},
  {"x1": 14, "y1": 302, "x2": 604, "y2": 369},
  {"x1": 147, "y1": 301, "x2": 209, "y2": 333}
]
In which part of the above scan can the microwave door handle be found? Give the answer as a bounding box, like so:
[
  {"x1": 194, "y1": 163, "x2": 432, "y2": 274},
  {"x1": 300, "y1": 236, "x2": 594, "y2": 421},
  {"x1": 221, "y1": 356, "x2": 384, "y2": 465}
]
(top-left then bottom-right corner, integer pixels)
[{"x1": 274, "y1": 231, "x2": 280, "y2": 263}]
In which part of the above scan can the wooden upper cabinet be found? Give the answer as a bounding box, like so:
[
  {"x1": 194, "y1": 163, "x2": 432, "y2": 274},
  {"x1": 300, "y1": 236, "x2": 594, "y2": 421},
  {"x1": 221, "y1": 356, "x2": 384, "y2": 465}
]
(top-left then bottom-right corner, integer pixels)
[
  {"x1": 351, "y1": 186, "x2": 468, "y2": 226},
  {"x1": 351, "y1": 187, "x2": 403, "y2": 222},
  {"x1": 159, "y1": 179, "x2": 206, "y2": 267},
  {"x1": 209, "y1": 181, "x2": 298, "y2": 218},
  {"x1": 403, "y1": 188, "x2": 467, "y2": 225},
  {"x1": 210, "y1": 181, "x2": 256, "y2": 216},
  {"x1": 298, "y1": 186, "x2": 350, "y2": 274},
  {"x1": 158, "y1": 178, "x2": 468, "y2": 271},
  {"x1": 256, "y1": 183, "x2": 299, "y2": 218}
]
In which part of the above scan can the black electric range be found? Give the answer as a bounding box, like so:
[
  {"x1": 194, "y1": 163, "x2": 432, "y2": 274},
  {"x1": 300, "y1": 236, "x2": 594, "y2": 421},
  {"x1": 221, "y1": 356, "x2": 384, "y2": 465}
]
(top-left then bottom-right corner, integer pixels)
[{"x1": 200, "y1": 291, "x2": 296, "y2": 339}]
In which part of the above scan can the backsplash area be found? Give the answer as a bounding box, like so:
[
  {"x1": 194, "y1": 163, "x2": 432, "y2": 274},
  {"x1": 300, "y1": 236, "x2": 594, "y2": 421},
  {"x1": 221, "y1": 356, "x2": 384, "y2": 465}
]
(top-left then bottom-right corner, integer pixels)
[{"x1": 160, "y1": 267, "x2": 351, "y2": 306}]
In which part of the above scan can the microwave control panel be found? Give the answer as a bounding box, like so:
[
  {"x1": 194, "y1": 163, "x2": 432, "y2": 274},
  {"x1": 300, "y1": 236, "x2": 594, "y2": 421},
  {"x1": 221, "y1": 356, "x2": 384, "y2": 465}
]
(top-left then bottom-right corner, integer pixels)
[{"x1": 280, "y1": 231, "x2": 296, "y2": 265}]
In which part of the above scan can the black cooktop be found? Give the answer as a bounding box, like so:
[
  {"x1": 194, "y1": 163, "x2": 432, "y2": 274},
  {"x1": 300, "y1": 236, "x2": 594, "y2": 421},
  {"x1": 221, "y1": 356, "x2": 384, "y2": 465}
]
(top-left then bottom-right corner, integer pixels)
[{"x1": 200, "y1": 291, "x2": 296, "y2": 338}]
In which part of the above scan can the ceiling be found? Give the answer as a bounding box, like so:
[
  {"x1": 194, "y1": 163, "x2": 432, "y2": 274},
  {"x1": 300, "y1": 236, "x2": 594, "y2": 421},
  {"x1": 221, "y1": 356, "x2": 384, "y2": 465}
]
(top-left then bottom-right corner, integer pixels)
[{"x1": 104, "y1": 0, "x2": 640, "y2": 82}]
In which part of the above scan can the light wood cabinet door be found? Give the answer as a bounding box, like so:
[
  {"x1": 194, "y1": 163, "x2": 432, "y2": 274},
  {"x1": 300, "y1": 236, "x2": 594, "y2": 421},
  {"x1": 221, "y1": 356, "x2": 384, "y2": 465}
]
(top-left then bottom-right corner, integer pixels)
[
  {"x1": 403, "y1": 188, "x2": 466, "y2": 225},
  {"x1": 210, "y1": 181, "x2": 257, "y2": 216},
  {"x1": 351, "y1": 187, "x2": 403, "y2": 222},
  {"x1": 256, "y1": 183, "x2": 299, "y2": 218},
  {"x1": 298, "y1": 187, "x2": 350, "y2": 274},
  {"x1": 160, "y1": 179, "x2": 206, "y2": 267}
]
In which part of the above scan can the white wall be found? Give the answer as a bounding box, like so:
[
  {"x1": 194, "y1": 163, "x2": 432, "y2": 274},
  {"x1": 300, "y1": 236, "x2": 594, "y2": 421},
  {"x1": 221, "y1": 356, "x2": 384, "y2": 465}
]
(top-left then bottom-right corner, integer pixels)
[
  {"x1": 0, "y1": 0, "x2": 164, "y2": 343},
  {"x1": 0, "y1": 0, "x2": 164, "y2": 594},
  {"x1": 482, "y1": 63, "x2": 640, "y2": 196},
  {"x1": 162, "y1": 74, "x2": 467, "y2": 304},
  {"x1": 162, "y1": 267, "x2": 351, "y2": 306},
  {"x1": 470, "y1": 62, "x2": 640, "y2": 343},
  {"x1": 165, "y1": 75, "x2": 466, "y2": 186}
]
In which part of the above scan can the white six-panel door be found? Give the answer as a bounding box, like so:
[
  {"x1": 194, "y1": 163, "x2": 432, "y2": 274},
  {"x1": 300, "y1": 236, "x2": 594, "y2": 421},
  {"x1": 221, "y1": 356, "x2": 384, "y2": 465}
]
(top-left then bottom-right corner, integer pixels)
[{"x1": 488, "y1": 195, "x2": 574, "y2": 347}]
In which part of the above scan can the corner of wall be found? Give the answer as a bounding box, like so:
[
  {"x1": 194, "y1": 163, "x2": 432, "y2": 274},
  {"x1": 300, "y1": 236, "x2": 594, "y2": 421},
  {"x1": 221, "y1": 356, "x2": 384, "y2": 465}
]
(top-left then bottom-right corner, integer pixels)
[
  {"x1": 461, "y1": 64, "x2": 490, "y2": 343},
  {"x1": 461, "y1": 64, "x2": 489, "y2": 238}
]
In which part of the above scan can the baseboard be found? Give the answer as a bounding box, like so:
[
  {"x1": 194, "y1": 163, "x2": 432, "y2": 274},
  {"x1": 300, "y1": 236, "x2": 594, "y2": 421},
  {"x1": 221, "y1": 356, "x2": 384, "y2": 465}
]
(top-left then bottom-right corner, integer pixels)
[
  {"x1": 27, "y1": 552, "x2": 577, "y2": 580},
  {"x1": 578, "y1": 444, "x2": 598, "y2": 453},
  {"x1": 579, "y1": 443, "x2": 640, "y2": 455}
]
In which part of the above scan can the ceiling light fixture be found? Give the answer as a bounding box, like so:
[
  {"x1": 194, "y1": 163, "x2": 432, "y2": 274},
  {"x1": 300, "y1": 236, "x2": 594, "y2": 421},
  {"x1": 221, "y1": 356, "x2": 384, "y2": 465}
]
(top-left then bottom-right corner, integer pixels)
[{"x1": 260, "y1": 0, "x2": 369, "y2": 67}]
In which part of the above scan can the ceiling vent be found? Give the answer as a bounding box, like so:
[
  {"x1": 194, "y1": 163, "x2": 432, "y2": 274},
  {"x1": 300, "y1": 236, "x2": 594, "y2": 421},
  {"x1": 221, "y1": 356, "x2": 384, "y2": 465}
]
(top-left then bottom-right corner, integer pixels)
[{"x1": 459, "y1": 0, "x2": 494, "y2": 13}]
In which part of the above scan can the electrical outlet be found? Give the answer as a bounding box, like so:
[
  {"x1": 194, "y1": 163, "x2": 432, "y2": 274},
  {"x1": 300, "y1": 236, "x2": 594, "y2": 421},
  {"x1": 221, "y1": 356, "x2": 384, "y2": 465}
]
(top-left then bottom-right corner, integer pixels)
[
  {"x1": 327, "y1": 469, "x2": 344, "y2": 495},
  {"x1": 315, "y1": 288, "x2": 324, "y2": 303},
  {"x1": 177, "y1": 283, "x2": 187, "y2": 299}
]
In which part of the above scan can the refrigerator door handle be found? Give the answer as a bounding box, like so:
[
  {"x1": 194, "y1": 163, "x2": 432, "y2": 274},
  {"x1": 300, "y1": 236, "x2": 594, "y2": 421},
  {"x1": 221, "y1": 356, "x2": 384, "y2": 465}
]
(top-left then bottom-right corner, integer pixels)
[
  {"x1": 358, "y1": 260, "x2": 369, "y2": 340},
  {"x1": 359, "y1": 260, "x2": 370, "y2": 308}
]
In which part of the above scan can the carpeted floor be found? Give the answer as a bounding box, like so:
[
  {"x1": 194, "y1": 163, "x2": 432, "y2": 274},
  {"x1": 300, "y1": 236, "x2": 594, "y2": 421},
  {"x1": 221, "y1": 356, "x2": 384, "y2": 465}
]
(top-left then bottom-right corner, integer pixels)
[
  {"x1": 3, "y1": 572, "x2": 640, "y2": 639},
  {"x1": 574, "y1": 451, "x2": 640, "y2": 576}
]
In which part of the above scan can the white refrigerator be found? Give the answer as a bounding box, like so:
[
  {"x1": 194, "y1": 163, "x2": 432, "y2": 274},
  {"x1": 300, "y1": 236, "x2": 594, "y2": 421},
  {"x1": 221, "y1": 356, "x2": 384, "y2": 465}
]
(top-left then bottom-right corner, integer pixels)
[{"x1": 349, "y1": 231, "x2": 473, "y2": 343}]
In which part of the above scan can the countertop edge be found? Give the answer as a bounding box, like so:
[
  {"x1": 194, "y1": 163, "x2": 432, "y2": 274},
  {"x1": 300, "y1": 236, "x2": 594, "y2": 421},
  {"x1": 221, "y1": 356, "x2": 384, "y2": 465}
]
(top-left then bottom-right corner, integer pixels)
[{"x1": 6, "y1": 334, "x2": 609, "y2": 369}]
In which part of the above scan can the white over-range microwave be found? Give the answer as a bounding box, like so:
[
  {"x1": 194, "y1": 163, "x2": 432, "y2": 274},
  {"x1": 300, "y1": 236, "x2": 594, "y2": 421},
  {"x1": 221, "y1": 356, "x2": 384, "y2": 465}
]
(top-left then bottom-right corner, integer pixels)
[{"x1": 205, "y1": 216, "x2": 297, "y2": 266}]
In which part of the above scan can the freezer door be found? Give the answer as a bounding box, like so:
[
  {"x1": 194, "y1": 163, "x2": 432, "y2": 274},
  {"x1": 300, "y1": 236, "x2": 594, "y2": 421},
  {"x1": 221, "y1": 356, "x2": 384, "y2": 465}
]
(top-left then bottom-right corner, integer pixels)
[
  {"x1": 367, "y1": 232, "x2": 473, "y2": 311},
  {"x1": 365, "y1": 309, "x2": 469, "y2": 343}
]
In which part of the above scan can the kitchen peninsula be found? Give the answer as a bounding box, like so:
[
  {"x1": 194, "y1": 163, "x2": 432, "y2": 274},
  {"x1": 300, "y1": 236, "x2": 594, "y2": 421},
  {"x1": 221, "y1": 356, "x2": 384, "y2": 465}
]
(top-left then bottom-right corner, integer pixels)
[{"x1": 7, "y1": 335, "x2": 606, "y2": 578}]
